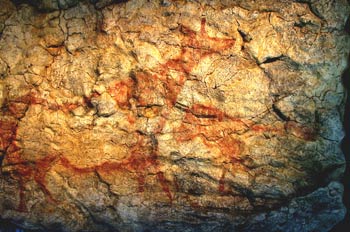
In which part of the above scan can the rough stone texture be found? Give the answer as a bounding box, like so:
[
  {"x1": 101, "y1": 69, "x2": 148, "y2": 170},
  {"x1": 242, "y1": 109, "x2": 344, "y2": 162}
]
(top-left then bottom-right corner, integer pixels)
[{"x1": 0, "y1": 0, "x2": 349, "y2": 231}]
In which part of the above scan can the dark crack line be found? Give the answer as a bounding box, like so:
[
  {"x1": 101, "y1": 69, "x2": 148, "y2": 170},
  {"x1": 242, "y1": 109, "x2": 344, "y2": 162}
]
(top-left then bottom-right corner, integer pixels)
[{"x1": 272, "y1": 103, "x2": 289, "y2": 122}]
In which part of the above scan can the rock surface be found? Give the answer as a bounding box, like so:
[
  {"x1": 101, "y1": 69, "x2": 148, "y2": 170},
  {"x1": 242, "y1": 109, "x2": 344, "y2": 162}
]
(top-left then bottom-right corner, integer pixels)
[{"x1": 0, "y1": 0, "x2": 349, "y2": 231}]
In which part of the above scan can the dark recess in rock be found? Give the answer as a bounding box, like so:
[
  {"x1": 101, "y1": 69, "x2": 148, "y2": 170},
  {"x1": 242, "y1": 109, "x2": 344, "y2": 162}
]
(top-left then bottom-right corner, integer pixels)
[{"x1": 331, "y1": 16, "x2": 350, "y2": 230}]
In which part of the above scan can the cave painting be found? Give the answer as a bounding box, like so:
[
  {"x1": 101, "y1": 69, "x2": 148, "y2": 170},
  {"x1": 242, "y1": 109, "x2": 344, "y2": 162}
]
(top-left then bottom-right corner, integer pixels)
[{"x1": 0, "y1": 18, "x2": 317, "y2": 212}]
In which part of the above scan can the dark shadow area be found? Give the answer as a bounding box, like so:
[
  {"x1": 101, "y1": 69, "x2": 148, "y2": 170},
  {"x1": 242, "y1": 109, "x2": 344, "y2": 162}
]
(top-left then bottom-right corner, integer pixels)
[
  {"x1": 331, "y1": 16, "x2": 350, "y2": 232},
  {"x1": 0, "y1": 219, "x2": 25, "y2": 232}
]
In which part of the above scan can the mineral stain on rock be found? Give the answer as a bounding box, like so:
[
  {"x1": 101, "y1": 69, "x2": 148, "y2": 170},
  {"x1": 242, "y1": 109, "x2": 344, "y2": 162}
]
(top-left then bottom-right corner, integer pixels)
[{"x1": 0, "y1": 0, "x2": 349, "y2": 231}]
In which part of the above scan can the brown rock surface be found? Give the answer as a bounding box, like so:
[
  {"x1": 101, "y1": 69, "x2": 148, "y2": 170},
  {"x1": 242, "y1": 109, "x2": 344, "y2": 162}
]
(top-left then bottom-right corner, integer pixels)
[{"x1": 0, "y1": 0, "x2": 349, "y2": 231}]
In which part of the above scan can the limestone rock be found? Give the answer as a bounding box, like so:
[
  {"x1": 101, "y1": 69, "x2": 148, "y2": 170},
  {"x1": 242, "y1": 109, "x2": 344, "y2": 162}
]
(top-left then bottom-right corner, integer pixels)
[{"x1": 0, "y1": 0, "x2": 349, "y2": 231}]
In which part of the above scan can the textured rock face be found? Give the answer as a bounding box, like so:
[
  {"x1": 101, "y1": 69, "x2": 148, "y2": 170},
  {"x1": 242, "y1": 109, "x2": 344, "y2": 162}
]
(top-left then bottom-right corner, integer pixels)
[{"x1": 0, "y1": 0, "x2": 349, "y2": 231}]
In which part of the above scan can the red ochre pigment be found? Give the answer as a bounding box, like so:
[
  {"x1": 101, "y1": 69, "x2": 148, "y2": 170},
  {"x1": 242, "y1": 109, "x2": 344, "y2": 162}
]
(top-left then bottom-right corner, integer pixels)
[{"x1": 0, "y1": 18, "x2": 318, "y2": 211}]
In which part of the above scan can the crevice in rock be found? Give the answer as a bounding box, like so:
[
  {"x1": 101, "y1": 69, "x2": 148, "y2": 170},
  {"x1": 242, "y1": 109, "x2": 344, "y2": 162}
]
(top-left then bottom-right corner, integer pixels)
[
  {"x1": 74, "y1": 199, "x2": 117, "y2": 232},
  {"x1": 0, "y1": 151, "x2": 4, "y2": 167},
  {"x1": 296, "y1": 0, "x2": 325, "y2": 21},
  {"x1": 174, "y1": 101, "x2": 189, "y2": 112},
  {"x1": 345, "y1": 14, "x2": 350, "y2": 34},
  {"x1": 91, "y1": 0, "x2": 129, "y2": 9},
  {"x1": 271, "y1": 103, "x2": 289, "y2": 121},
  {"x1": 237, "y1": 29, "x2": 252, "y2": 43},
  {"x1": 331, "y1": 51, "x2": 350, "y2": 232},
  {"x1": 260, "y1": 55, "x2": 285, "y2": 65}
]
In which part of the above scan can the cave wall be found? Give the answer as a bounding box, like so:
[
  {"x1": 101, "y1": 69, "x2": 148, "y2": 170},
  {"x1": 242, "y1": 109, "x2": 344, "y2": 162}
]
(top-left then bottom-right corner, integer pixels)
[{"x1": 0, "y1": 0, "x2": 349, "y2": 231}]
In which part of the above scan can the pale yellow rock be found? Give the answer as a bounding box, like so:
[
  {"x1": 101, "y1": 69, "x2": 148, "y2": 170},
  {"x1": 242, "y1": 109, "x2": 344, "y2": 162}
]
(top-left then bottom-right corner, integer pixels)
[{"x1": 0, "y1": 0, "x2": 349, "y2": 231}]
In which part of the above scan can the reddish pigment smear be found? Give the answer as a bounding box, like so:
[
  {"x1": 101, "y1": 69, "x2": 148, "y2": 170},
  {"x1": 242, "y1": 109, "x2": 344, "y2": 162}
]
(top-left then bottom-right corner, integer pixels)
[
  {"x1": 133, "y1": 18, "x2": 235, "y2": 108},
  {"x1": 108, "y1": 78, "x2": 135, "y2": 109},
  {"x1": 156, "y1": 172, "x2": 173, "y2": 202},
  {"x1": 58, "y1": 134, "x2": 173, "y2": 202},
  {"x1": 1, "y1": 92, "x2": 58, "y2": 211},
  {"x1": 218, "y1": 170, "x2": 226, "y2": 193},
  {"x1": 1, "y1": 19, "x2": 318, "y2": 211},
  {"x1": 33, "y1": 155, "x2": 59, "y2": 203},
  {"x1": 0, "y1": 120, "x2": 17, "y2": 150},
  {"x1": 285, "y1": 121, "x2": 317, "y2": 141},
  {"x1": 5, "y1": 149, "x2": 58, "y2": 211}
]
